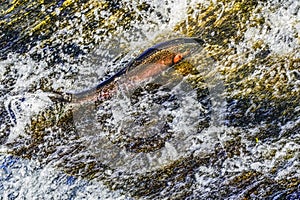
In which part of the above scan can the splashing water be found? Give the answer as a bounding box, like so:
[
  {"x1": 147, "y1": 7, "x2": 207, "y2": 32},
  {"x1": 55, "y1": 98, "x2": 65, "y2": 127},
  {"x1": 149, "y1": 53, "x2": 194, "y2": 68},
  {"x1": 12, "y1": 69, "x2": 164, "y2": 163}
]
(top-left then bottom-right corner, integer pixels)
[{"x1": 0, "y1": 0, "x2": 299, "y2": 199}]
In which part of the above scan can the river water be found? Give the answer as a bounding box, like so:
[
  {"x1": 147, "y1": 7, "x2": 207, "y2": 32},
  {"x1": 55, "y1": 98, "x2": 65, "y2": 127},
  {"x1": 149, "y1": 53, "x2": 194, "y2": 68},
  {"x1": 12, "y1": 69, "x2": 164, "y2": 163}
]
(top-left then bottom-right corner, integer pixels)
[{"x1": 0, "y1": 0, "x2": 299, "y2": 199}]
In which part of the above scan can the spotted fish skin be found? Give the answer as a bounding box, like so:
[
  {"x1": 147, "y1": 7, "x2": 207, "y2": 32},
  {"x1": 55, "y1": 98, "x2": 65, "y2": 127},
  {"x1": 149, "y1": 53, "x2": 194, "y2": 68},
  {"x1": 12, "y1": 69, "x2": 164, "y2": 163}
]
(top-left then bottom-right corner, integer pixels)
[{"x1": 71, "y1": 37, "x2": 204, "y2": 104}]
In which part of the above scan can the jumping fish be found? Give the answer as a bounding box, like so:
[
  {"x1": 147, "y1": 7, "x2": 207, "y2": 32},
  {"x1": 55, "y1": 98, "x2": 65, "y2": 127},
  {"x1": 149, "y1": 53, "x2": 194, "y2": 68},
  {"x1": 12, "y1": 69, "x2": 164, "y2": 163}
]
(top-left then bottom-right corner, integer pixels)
[{"x1": 70, "y1": 37, "x2": 204, "y2": 104}]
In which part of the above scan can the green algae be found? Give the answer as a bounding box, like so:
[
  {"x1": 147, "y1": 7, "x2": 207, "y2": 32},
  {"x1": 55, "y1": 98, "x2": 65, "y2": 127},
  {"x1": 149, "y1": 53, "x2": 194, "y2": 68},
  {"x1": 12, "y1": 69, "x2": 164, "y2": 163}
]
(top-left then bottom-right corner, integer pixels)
[
  {"x1": 0, "y1": 0, "x2": 148, "y2": 62},
  {"x1": 175, "y1": 0, "x2": 260, "y2": 46},
  {"x1": 174, "y1": 0, "x2": 299, "y2": 135}
]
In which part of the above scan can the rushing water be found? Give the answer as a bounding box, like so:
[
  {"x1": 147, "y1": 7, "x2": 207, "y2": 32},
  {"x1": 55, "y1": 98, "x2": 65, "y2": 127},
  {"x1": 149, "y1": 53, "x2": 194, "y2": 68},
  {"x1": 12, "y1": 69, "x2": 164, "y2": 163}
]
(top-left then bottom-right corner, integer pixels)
[{"x1": 0, "y1": 0, "x2": 300, "y2": 199}]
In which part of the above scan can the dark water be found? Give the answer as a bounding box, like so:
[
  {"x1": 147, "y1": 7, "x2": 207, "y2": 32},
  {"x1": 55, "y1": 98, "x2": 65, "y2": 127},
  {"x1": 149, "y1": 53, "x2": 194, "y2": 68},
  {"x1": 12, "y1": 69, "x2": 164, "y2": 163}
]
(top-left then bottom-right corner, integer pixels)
[{"x1": 0, "y1": 0, "x2": 299, "y2": 199}]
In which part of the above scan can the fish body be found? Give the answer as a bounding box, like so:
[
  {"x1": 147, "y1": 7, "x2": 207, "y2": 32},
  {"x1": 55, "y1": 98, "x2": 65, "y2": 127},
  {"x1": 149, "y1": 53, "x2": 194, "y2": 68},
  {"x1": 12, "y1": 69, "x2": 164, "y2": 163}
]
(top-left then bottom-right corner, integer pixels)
[{"x1": 71, "y1": 37, "x2": 204, "y2": 104}]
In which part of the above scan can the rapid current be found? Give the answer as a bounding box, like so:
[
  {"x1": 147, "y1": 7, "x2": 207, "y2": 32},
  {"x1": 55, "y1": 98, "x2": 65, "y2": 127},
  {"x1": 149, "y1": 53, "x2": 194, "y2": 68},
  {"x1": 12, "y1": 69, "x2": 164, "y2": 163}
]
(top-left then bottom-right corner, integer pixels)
[{"x1": 0, "y1": 0, "x2": 299, "y2": 199}]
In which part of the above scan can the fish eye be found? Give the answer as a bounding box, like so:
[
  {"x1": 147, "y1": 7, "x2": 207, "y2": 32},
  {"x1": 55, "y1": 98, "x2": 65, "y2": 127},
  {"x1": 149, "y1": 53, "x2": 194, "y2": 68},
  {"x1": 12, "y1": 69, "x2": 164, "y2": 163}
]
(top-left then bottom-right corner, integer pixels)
[{"x1": 173, "y1": 54, "x2": 183, "y2": 64}]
